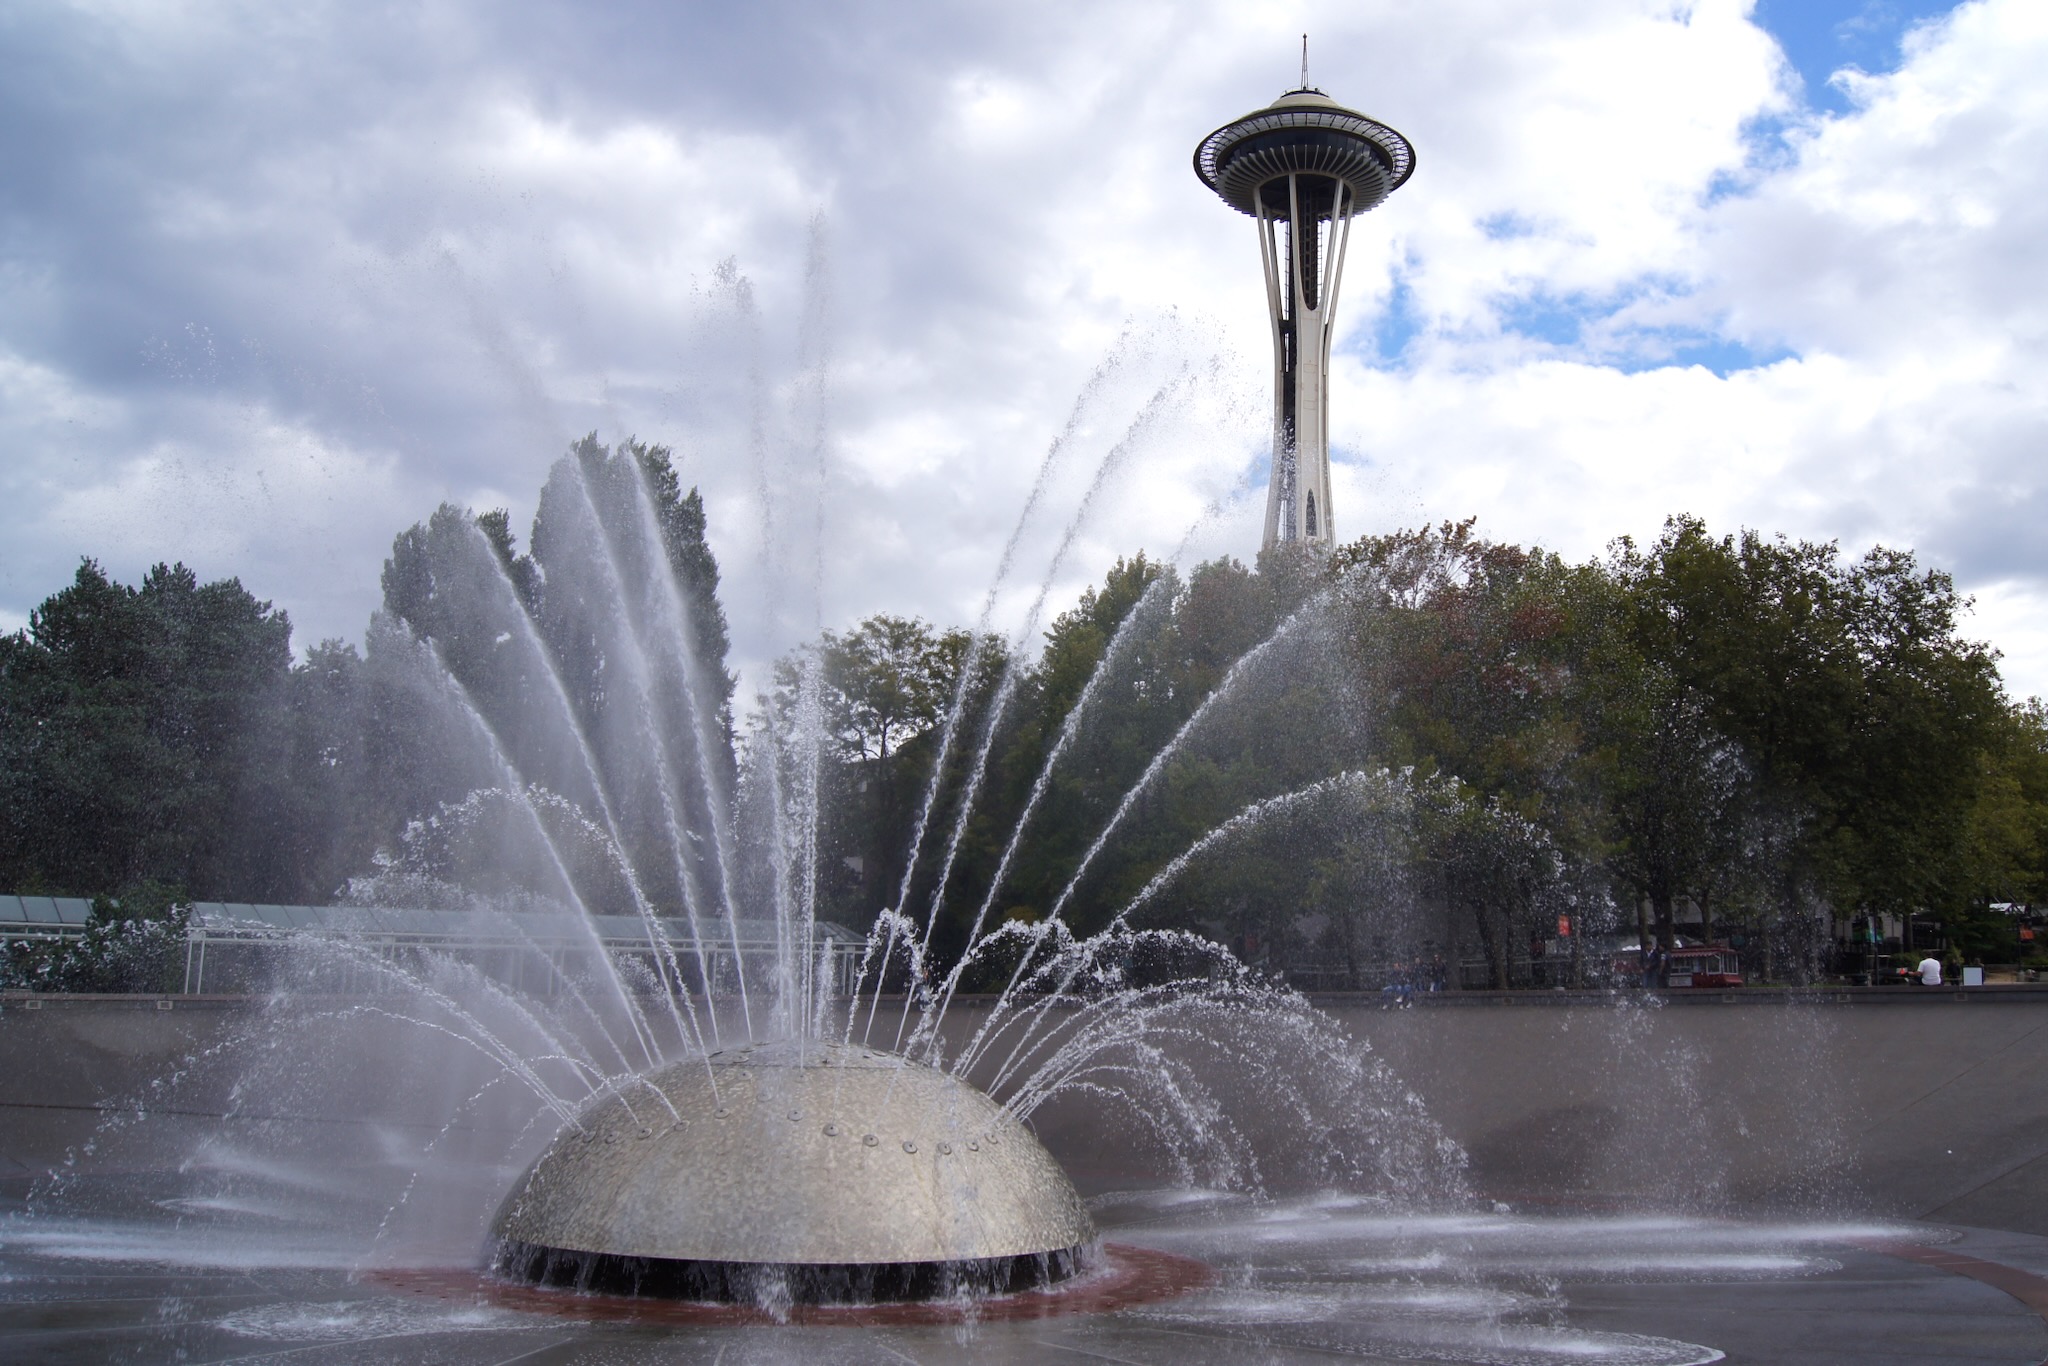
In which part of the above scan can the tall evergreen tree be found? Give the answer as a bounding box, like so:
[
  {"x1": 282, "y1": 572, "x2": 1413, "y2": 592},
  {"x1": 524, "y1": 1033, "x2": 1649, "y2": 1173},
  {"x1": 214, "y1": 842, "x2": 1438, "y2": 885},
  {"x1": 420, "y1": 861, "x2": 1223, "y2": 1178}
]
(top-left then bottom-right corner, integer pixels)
[{"x1": 0, "y1": 560, "x2": 294, "y2": 899}]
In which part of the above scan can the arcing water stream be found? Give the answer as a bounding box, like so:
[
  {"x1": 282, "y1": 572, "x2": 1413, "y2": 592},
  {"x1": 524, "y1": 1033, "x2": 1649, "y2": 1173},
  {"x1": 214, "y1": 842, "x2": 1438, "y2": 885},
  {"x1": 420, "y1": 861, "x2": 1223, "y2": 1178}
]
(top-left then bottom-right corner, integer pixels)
[{"x1": 3, "y1": 321, "x2": 2040, "y2": 1363}]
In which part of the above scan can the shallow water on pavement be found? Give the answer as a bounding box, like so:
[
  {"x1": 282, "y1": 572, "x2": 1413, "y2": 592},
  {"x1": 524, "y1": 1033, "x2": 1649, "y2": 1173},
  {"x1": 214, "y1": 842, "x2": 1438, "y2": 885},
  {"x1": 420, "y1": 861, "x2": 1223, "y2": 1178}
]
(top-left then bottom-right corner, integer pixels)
[{"x1": 4, "y1": 1181, "x2": 2045, "y2": 1364}]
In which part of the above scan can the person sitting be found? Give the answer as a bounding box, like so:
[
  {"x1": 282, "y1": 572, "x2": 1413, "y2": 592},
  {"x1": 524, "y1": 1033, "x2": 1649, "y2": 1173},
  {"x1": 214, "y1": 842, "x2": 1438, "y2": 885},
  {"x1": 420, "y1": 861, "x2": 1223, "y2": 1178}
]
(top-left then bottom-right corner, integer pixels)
[
  {"x1": 1380, "y1": 965, "x2": 1414, "y2": 1008},
  {"x1": 1916, "y1": 954, "x2": 1943, "y2": 986}
]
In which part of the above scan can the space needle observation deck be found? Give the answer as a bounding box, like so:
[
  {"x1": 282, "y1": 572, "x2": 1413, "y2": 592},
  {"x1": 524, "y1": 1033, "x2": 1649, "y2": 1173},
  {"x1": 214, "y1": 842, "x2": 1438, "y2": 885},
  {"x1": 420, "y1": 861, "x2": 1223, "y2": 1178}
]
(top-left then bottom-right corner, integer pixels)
[{"x1": 1194, "y1": 83, "x2": 1414, "y2": 551}]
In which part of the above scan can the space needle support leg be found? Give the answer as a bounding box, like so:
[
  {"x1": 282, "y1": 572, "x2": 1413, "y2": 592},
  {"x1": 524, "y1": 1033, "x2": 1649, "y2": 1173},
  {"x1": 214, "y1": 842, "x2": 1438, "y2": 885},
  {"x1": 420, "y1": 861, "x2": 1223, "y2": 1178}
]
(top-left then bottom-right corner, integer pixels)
[
  {"x1": 1317, "y1": 183, "x2": 1356, "y2": 545},
  {"x1": 1324, "y1": 183, "x2": 1355, "y2": 357},
  {"x1": 1287, "y1": 172, "x2": 1306, "y2": 312},
  {"x1": 1256, "y1": 202, "x2": 1286, "y2": 362},
  {"x1": 1255, "y1": 200, "x2": 1286, "y2": 549},
  {"x1": 1284, "y1": 172, "x2": 1310, "y2": 543}
]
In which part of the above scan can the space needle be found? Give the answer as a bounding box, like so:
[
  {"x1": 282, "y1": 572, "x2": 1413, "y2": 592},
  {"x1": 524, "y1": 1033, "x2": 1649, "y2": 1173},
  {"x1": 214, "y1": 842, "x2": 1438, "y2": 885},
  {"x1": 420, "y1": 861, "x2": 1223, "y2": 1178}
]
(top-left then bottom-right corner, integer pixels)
[{"x1": 1195, "y1": 55, "x2": 1415, "y2": 551}]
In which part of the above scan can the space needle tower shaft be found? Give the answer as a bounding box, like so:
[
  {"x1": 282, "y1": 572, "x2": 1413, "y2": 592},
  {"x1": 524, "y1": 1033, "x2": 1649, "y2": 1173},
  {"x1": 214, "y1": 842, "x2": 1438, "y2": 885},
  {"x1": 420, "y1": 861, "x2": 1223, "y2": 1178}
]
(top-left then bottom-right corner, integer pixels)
[{"x1": 1195, "y1": 66, "x2": 1414, "y2": 551}]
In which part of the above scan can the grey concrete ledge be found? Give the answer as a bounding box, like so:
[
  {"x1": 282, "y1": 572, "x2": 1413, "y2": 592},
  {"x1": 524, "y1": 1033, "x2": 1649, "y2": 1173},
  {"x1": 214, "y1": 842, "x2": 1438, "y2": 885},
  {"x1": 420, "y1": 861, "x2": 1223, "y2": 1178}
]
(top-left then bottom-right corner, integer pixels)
[
  {"x1": 1299, "y1": 984, "x2": 2048, "y2": 1007},
  {"x1": 0, "y1": 992, "x2": 256, "y2": 1011},
  {"x1": 7, "y1": 986, "x2": 2048, "y2": 1013}
]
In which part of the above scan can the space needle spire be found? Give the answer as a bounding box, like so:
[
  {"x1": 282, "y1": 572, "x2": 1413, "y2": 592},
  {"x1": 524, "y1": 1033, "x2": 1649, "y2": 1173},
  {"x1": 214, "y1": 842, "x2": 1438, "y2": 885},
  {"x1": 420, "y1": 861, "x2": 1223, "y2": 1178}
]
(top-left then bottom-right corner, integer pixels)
[{"x1": 1194, "y1": 64, "x2": 1414, "y2": 551}]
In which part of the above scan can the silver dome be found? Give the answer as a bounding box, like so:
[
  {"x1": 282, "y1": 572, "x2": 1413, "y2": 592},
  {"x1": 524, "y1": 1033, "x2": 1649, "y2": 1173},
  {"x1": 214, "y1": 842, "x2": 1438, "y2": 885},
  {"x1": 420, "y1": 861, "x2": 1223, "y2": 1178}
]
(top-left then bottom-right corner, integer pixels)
[{"x1": 491, "y1": 1040, "x2": 1095, "y2": 1272}]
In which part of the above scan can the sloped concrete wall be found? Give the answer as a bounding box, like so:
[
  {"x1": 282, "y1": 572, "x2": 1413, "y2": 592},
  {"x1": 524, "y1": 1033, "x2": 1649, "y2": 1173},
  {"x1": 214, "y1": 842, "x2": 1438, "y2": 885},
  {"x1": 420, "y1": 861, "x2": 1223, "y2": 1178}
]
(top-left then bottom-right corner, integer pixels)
[
  {"x1": 1332, "y1": 992, "x2": 2048, "y2": 1234},
  {"x1": 4, "y1": 991, "x2": 2045, "y2": 1236}
]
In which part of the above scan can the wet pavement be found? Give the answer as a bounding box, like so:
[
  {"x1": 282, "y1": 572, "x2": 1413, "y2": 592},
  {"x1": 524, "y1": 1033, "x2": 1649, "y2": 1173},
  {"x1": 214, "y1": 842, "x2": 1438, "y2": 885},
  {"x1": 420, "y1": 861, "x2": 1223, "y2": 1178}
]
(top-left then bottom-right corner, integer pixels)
[{"x1": 4, "y1": 1186, "x2": 2046, "y2": 1364}]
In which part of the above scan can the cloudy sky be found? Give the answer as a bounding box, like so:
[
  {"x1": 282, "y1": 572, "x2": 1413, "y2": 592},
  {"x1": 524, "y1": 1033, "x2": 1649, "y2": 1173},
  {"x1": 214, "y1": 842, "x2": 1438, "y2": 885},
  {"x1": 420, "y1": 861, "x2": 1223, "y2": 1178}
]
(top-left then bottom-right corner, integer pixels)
[{"x1": 2, "y1": 0, "x2": 2043, "y2": 699}]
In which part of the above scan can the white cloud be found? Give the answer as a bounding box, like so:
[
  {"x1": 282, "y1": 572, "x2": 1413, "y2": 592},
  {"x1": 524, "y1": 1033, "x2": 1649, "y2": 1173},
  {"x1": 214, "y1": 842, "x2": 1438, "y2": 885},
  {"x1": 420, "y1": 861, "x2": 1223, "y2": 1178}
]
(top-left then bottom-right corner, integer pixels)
[
  {"x1": 2, "y1": 0, "x2": 2044, "y2": 703},
  {"x1": 0, "y1": 343, "x2": 422, "y2": 645},
  {"x1": 1334, "y1": 0, "x2": 2048, "y2": 691}
]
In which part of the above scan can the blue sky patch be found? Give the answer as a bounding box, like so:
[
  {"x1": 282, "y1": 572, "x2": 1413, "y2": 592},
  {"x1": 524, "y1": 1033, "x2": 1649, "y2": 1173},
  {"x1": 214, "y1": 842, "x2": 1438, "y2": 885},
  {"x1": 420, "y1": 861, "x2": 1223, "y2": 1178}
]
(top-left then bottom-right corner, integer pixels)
[
  {"x1": 1497, "y1": 289, "x2": 1789, "y2": 376},
  {"x1": 1750, "y1": 0, "x2": 1962, "y2": 115},
  {"x1": 1477, "y1": 213, "x2": 1541, "y2": 241},
  {"x1": 1351, "y1": 275, "x2": 1793, "y2": 378},
  {"x1": 1614, "y1": 335, "x2": 1796, "y2": 378},
  {"x1": 1369, "y1": 279, "x2": 1424, "y2": 364},
  {"x1": 1496, "y1": 294, "x2": 1586, "y2": 348}
]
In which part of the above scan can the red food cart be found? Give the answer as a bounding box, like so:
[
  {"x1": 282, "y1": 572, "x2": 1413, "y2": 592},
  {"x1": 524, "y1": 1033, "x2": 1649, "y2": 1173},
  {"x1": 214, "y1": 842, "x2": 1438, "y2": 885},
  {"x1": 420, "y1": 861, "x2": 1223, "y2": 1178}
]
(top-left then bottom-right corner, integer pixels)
[{"x1": 1664, "y1": 945, "x2": 1743, "y2": 988}]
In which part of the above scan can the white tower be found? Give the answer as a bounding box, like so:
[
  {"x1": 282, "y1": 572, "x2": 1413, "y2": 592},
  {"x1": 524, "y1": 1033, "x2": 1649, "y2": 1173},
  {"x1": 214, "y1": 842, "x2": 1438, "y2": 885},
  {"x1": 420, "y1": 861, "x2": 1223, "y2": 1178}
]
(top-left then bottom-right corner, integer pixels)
[{"x1": 1195, "y1": 84, "x2": 1414, "y2": 551}]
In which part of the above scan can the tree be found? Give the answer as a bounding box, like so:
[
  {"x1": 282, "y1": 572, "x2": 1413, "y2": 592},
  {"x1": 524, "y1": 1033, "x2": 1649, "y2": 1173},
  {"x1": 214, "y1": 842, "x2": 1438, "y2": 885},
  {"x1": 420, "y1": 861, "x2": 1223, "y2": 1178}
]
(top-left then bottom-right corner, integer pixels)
[
  {"x1": 274, "y1": 638, "x2": 391, "y2": 903},
  {"x1": 774, "y1": 614, "x2": 978, "y2": 921},
  {"x1": 373, "y1": 436, "x2": 740, "y2": 921},
  {"x1": 809, "y1": 615, "x2": 971, "y2": 766},
  {"x1": 1962, "y1": 701, "x2": 2048, "y2": 907},
  {"x1": 1330, "y1": 519, "x2": 1610, "y2": 834},
  {"x1": 0, "y1": 560, "x2": 294, "y2": 900},
  {"x1": 1596, "y1": 675, "x2": 1765, "y2": 951},
  {"x1": 381, "y1": 503, "x2": 538, "y2": 723},
  {"x1": 1613, "y1": 517, "x2": 2009, "y2": 939},
  {"x1": 530, "y1": 433, "x2": 735, "y2": 747}
]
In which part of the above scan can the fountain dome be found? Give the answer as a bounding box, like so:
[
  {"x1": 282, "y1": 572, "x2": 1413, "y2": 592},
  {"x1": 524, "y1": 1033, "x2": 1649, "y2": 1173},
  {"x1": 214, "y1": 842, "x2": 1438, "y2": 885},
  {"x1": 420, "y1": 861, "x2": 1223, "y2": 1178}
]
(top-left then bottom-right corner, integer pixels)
[{"x1": 490, "y1": 1039, "x2": 1097, "y2": 1302}]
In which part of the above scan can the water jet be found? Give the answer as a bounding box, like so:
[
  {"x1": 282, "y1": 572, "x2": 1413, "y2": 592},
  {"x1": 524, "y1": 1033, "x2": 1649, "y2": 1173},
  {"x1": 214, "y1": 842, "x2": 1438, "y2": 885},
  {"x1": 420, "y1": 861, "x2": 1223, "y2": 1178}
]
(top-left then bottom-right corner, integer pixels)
[{"x1": 8, "y1": 58, "x2": 2044, "y2": 1366}]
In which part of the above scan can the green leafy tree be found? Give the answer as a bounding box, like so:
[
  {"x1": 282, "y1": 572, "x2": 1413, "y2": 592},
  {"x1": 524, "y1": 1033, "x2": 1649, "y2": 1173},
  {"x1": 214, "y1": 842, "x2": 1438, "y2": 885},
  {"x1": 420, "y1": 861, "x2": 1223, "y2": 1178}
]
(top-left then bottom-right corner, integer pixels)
[
  {"x1": 531, "y1": 434, "x2": 735, "y2": 746},
  {"x1": 376, "y1": 435, "x2": 737, "y2": 920},
  {"x1": 1613, "y1": 517, "x2": 2009, "y2": 950},
  {"x1": 1962, "y1": 701, "x2": 2048, "y2": 906},
  {"x1": 776, "y1": 614, "x2": 977, "y2": 921},
  {"x1": 0, "y1": 560, "x2": 294, "y2": 900}
]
